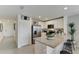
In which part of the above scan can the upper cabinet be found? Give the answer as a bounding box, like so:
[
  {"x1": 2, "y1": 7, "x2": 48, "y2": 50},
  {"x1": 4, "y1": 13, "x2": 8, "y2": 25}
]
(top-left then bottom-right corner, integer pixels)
[
  {"x1": 45, "y1": 18, "x2": 64, "y2": 29},
  {"x1": 57, "y1": 18, "x2": 64, "y2": 28}
]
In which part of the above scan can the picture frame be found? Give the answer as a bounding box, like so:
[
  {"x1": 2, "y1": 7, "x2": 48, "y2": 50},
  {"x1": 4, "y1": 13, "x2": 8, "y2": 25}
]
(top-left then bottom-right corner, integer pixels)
[
  {"x1": 14, "y1": 23, "x2": 16, "y2": 30},
  {"x1": 0, "y1": 23, "x2": 3, "y2": 32}
]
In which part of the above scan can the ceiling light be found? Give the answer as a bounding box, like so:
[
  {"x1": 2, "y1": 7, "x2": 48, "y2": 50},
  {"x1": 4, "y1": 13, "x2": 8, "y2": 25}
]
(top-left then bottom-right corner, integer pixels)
[
  {"x1": 39, "y1": 16, "x2": 41, "y2": 18},
  {"x1": 64, "y1": 7, "x2": 68, "y2": 10}
]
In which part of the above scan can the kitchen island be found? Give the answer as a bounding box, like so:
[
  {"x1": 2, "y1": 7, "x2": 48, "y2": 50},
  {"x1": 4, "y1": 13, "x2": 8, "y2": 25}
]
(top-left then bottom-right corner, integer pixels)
[{"x1": 34, "y1": 35, "x2": 64, "y2": 54}]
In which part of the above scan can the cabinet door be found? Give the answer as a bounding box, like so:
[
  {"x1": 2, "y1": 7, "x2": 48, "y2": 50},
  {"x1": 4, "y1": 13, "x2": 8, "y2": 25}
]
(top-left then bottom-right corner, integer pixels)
[
  {"x1": 57, "y1": 19, "x2": 64, "y2": 28},
  {"x1": 35, "y1": 41, "x2": 46, "y2": 54},
  {"x1": 47, "y1": 46, "x2": 55, "y2": 54},
  {"x1": 46, "y1": 42, "x2": 64, "y2": 54}
]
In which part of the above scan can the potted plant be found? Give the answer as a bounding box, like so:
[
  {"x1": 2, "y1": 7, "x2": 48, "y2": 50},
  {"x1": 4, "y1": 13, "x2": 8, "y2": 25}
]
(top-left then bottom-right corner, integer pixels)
[
  {"x1": 68, "y1": 22, "x2": 76, "y2": 41},
  {"x1": 68, "y1": 22, "x2": 76, "y2": 50}
]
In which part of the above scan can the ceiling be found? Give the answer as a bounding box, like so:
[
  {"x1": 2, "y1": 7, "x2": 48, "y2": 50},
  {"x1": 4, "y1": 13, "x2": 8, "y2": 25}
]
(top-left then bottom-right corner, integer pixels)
[{"x1": 0, "y1": 5, "x2": 79, "y2": 21}]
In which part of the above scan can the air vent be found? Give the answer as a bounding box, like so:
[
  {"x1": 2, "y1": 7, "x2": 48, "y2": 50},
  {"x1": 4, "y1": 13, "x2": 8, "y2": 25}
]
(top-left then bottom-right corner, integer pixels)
[
  {"x1": 24, "y1": 16, "x2": 27, "y2": 20},
  {"x1": 21, "y1": 15, "x2": 29, "y2": 20}
]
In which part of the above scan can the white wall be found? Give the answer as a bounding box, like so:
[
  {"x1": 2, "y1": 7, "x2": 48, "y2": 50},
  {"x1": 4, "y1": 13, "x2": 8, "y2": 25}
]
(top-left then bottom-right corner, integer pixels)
[
  {"x1": 0, "y1": 18, "x2": 16, "y2": 37},
  {"x1": 63, "y1": 16, "x2": 68, "y2": 41},
  {"x1": 17, "y1": 15, "x2": 32, "y2": 48}
]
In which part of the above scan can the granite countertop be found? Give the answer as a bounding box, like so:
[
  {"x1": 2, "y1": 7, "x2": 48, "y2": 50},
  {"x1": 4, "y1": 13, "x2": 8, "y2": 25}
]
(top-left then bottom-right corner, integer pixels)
[{"x1": 34, "y1": 35, "x2": 64, "y2": 48}]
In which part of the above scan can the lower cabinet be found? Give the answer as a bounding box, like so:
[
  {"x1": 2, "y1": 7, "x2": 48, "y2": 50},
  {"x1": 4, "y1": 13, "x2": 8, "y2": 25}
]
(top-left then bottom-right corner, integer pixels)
[
  {"x1": 47, "y1": 46, "x2": 56, "y2": 54},
  {"x1": 35, "y1": 41, "x2": 46, "y2": 54},
  {"x1": 35, "y1": 41, "x2": 64, "y2": 54}
]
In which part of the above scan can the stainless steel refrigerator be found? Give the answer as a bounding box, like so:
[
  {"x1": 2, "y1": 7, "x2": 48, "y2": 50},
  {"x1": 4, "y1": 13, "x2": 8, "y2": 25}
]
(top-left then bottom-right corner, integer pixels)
[{"x1": 32, "y1": 25, "x2": 41, "y2": 44}]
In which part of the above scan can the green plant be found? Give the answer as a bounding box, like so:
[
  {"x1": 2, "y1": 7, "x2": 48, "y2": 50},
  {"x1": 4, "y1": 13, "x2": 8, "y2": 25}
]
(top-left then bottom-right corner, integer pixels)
[
  {"x1": 47, "y1": 30, "x2": 55, "y2": 34},
  {"x1": 68, "y1": 22, "x2": 76, "y2": 41},
  {"x1": 46, "y1": 30, "x2": 55, "y2": 37}
]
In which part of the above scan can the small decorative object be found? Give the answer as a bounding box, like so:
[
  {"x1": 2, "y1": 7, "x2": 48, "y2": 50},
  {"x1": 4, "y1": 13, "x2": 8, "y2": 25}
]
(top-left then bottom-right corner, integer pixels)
[
  {"x1": 46, "y1": 30, "x2": 55, "y2": 40},
  {"x1": 56, "y1": 28, "x2": 64, "y2": 35},
  {"x1": 42, "y1": 28, "x2": 47, "y2": 33},
  {"x1": 33, "y1": 21, "x2": 38, "y2": 25},
  {"x1": 68, "y1": 22, "x2": 76, "y2": 41}
]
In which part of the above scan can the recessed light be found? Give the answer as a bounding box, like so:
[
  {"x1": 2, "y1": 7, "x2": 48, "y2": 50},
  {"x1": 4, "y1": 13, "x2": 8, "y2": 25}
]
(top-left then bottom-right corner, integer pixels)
[
  {"x1": 64, "y1": 7, "x2": 68, "y2": 10},
  {"x1": 39, "y1": 16, "x2": 41, "y2": 18}
]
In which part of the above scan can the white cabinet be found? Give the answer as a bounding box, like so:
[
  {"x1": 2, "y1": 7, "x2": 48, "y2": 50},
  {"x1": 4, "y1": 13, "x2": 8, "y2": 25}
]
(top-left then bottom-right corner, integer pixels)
[
  {"x1": 57, "y1": 19, "x2": 64, "y2": 28},
  {"x1": 47, "y1": 42, "x2": 64, "y2": 54},
  {"x1": 35, "y1": 41, "x2": 46, "y2": 54},
  {"x1": 47, "y1": 46, "x2": 56, "y2": 54},
  {"x1": 35, "y1": 40, "x2": 64, "y2": 54},
  {"x1": 45, "y1": 18, "x2": 64, "y2": 29}
]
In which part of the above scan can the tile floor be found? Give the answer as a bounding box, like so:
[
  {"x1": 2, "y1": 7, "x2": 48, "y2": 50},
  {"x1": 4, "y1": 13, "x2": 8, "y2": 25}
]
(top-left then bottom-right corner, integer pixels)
[
  {"x1": 0, "y1": 36, "x2": 35, "y2": 54},
  {"x1": 0, "y1": 36, "x2": 17, "y2": 50},
  {"x1": 0, "y1": 36, "x2": 79, "y2": 54},
  {"x1": 0, "y1": 44, "x2": 35, "y2": 54}
]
